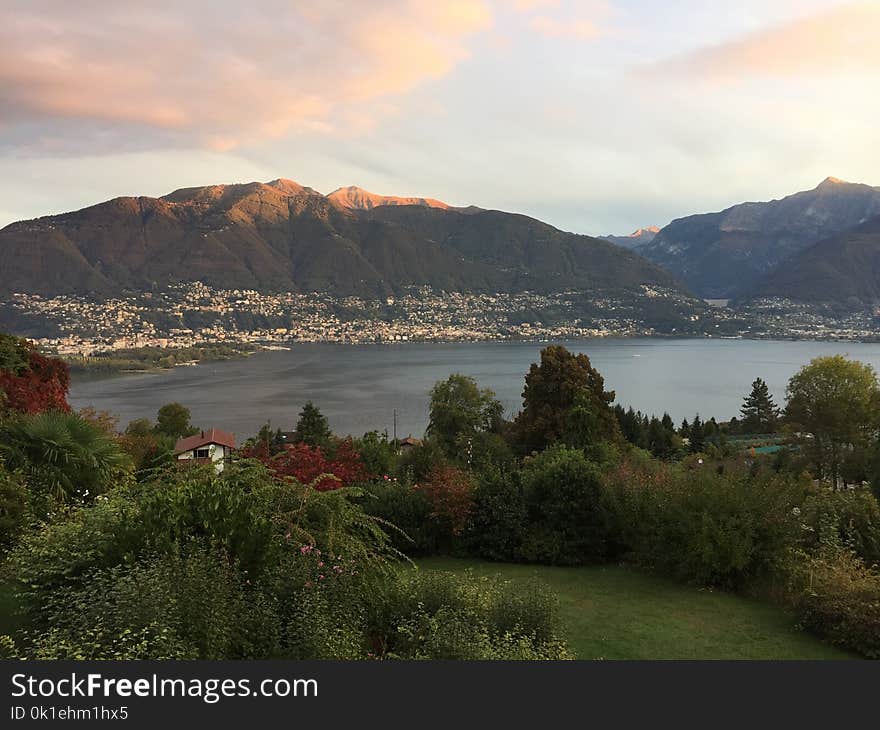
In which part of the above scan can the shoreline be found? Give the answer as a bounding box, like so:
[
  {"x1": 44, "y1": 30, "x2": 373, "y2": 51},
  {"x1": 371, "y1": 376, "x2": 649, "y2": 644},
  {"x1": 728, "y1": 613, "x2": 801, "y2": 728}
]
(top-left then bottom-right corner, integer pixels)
[{"x1": 65, "y1": 333, "x2": 880, "y2": 384}]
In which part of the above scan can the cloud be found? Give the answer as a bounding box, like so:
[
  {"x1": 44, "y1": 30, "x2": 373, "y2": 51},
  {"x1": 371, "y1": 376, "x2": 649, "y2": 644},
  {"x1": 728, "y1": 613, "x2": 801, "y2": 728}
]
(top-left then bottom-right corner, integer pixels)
[
  {"x1": 0, "y1": 0, "x2": 491, "y2": 154},
  {"x1": 641, "y1": 2, "x2": 880, "y2": 82},
  {"x1": 529, "y1": 15, "x2": 600, "y2": 40}
]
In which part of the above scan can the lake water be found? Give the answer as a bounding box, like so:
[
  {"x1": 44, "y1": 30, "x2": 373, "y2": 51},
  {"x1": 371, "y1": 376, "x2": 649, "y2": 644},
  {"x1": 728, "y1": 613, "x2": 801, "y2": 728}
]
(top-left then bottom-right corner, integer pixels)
[{"x1": 68, "y1": 339, "x2": 880, "y2": 441}]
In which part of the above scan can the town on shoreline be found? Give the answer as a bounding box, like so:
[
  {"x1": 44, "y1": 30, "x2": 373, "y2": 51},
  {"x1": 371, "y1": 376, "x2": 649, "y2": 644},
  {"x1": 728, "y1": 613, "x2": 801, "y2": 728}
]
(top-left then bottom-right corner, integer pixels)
[{"x1": 4, "y1": 281, "x2": 880, "y2": 370}]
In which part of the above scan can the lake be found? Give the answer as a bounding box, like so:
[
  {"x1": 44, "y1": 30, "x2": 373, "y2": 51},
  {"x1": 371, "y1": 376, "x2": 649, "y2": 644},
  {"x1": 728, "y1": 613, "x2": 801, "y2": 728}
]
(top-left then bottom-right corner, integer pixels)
[{"x1": 68, "y1": 338, "x2": 880, "y2": 441}]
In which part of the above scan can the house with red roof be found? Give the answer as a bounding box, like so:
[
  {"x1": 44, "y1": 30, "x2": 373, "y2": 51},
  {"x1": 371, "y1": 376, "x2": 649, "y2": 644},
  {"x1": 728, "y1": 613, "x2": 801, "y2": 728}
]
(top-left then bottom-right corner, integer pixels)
[{"x1": 173, "y1": 428, "x2": 235, "y2": 473}]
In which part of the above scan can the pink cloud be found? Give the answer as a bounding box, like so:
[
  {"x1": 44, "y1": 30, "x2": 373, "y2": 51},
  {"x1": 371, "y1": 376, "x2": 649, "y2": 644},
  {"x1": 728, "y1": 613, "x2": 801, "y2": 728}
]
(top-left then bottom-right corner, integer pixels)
[
  {"x1": 642, "y1": 2, "x2": 880, "y2": 82},
  {"x1": 0, "y1": 0, "x2": 491, "y2": 153}
]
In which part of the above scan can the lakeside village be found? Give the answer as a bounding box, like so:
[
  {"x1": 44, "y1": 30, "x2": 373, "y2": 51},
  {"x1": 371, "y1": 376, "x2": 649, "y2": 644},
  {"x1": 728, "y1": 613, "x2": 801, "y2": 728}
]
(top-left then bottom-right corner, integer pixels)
[{"x1": 5, "y1": 281, "x2": 880, "y2": 362}]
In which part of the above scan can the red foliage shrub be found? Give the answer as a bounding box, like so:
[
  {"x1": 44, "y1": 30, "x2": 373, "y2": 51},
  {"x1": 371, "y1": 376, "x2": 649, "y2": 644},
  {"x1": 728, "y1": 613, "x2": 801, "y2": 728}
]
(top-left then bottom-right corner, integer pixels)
[
  {"x1": 0, "y1": 347, "x2": 71, "y2": 414},
  {"x1": 242, "y1": 438, "x2": 370, "y2": 491},
  {"x1": 416, "y1": 465, "x2": 475, "y2": 536}
]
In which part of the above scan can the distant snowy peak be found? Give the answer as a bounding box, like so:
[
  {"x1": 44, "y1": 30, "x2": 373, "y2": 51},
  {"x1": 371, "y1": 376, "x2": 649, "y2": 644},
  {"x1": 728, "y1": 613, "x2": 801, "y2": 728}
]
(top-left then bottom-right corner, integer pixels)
[{"x1": 600, "y1": 226, "x2": 660, "y2": 250}]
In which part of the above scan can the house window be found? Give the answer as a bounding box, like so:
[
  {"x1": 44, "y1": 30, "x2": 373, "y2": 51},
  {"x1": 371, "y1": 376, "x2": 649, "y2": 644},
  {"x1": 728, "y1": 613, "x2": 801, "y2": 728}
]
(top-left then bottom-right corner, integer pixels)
[{"x1": 195, "y1": 448, "x2": 210, "y2": 459}]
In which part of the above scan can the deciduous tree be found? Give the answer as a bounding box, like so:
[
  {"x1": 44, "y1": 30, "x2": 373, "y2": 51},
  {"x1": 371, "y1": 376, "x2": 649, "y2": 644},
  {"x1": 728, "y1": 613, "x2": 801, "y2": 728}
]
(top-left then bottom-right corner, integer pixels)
[{"x1": 785, "y1": 355, "x2": 880, "y2": 486}]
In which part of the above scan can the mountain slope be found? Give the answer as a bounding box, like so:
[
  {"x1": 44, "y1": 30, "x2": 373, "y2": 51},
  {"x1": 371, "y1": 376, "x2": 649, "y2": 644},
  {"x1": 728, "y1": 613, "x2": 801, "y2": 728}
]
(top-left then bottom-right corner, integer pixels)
[
  {"x1": 746, "y1": 215, "x2": 880, "y2": 309},
  {"x1": 326, "y1": 185, "x2": 451, "y2": 211},
  {"x1": 639, "y1": 178, "x2": 880, "y2": 299},
  {"x1": 0, "y1": 179, "x2": 680, "y2": 299}
]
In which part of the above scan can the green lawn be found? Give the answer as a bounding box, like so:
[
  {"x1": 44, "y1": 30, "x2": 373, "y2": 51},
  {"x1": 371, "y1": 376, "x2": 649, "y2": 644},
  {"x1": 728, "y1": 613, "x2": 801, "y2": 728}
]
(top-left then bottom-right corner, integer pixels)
[{"x1": 418, "y1": 558, "x2": 854, "y2": 660}]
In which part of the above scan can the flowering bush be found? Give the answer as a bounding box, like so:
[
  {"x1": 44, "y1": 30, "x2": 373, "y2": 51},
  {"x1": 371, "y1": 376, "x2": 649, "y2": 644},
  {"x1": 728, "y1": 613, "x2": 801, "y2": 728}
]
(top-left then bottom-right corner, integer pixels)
[{"x1": 242, "y1": 438, "x2": 369, "y2": 491}]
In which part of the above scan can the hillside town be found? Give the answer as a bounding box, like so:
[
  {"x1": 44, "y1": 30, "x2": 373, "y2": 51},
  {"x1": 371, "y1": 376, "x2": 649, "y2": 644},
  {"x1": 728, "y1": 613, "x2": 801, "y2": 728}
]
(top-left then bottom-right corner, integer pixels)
[{"x1": 2, "y1": 282, "x2": 710, "y2": 356}]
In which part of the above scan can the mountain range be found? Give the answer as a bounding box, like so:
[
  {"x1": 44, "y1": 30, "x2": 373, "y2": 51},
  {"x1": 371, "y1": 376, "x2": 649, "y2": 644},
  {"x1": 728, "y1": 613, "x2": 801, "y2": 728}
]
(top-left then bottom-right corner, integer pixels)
[
  {"x1": 0, "y1": 179, "x2": 678, "y2": 299},
  {"x1": 637, "y1": 178, "x2": 880, "y2": 300}
]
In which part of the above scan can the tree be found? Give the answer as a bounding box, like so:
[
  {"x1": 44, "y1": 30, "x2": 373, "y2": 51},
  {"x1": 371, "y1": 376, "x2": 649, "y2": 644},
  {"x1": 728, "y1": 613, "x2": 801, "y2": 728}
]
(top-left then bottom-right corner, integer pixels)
[
  {"x1": 740, "y1": 378, "x2": 780, "y2": 433},
  {"x1": 293, "y1": 401, "x2": 332, "y2": 448},
  {"x1": 785, "y1": 356, "x2": 880, "y2": 487},
  {"x1": 155, "y1": 403, "x2": 197, "y2": 439},
  {"x1": 647, "y1": 416, "x2": 677, "y2": 459},
  {"x1": 0, "y1": 411, "x2": 131, "y2": 507},
  {"x1": 689, "y1": 414, "x2": 705, "y2": 454},
  {"x1": 0, "y1": 333, "x2": 70, "y2": 415},
  {"x1": 417, "y1": 465, "x2": 476, "y2": 539},
  {"x1": 514, "y1": 345, "x2": 620, "y2": 453},
  {"x1": 119, "y1": 418, "x2": 164, "y2": 472},
  {"x1": 519, "y1": 445, "x2": 611, "y2": 564},
  {"x1": 426, "y1": 374, "x2": 504, "y2": 456}
]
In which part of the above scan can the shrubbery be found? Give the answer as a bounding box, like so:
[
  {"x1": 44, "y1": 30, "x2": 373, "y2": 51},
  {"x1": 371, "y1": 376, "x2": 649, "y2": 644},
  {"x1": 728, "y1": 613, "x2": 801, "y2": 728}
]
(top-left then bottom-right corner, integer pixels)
[
  {"x1": 788, "y1": 549, "x2": 880, "y2": 658},
  {"x1": 3, "y1": 460, "x2": 572, "y2": 660},
  {"x1": 368, "y1": 570, "x2": 571, "y2": 660},
  {"x1": 603, "y1": 461, "x2": 806, "y2": 588},
  {"x1": 518, "y1": 446, "x2": 612, "y2": 565}
]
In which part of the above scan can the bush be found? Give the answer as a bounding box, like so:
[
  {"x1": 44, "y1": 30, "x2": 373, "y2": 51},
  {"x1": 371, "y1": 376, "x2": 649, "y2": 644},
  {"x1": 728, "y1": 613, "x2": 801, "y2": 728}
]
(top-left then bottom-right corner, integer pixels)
[
  {"x1": 0, "y1": 465, "x2": 27, "y2": 554},
  {"x1": 367, "y1": 569, "x2": 571, "y2": 660},
  {"x1": 0, "y1": 410, "x2": 132, "y2": 510},
  {"x1": 604, "y1": 460, "x2": 805, "y2": 588},
  {"x1": 361, "y1": 478, "x2": 436, "y2": 555},
  {"x1": 466, "y1": 467, "x2": 527, "y2": 561},
  {"x1": 18, "y1": 547, "x2": 273, "y2": 660},
  {"x1": 415, "y1": 465, "x2": 475, "y2": 547},
  {"x1": 789, "y1": 549, "x2": 880, "y2": 658},
  {"x1": 397, "y1": 440, "x2": 447, "y2": 482},
  {"x1": 798, "y1": 488, "x2": 880, "y2": 567},
  {"x1": 519, "y1": 445, "x2": 612, "y2": 565}
]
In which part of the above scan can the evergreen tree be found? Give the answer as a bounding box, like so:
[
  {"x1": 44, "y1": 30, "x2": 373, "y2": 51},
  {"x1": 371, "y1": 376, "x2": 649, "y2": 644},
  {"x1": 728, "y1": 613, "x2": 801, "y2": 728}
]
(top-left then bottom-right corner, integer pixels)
[
  {"x1": 740, "y1": 377, "x2": 780, "y2": 433},
  {"x1": 661, "y1": 412, "x2": 674, "y2": 432},
  {"x1": 514, "y1": 345, "x2": 620, "y2": 452},
  {"x1": 293, "y1": 401, "x2": 332, "y2": 447},
  {"x1": 646, "y1": 417, "x2": 671, "y2": 459},
  {"x1": 679, "y1": 418, "x2": 690, "y2": 439},
  {"x1": 689, "y1": 414, "x2": 705, "y2": 454}
]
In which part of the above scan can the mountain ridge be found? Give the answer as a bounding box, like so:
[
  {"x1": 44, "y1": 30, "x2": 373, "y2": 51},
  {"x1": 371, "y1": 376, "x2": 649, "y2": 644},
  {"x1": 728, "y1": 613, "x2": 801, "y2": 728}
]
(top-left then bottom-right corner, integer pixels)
[
  {"x1": 0, "y1": 178, "x2": 681, "y2": 301},
  {"x1": 638, "y1": 178, "x2": 880, "y2": 299}
]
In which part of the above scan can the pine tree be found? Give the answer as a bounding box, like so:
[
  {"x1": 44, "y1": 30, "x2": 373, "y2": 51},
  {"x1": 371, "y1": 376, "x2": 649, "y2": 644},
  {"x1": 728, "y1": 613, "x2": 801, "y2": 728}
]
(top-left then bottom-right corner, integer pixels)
[
  {"x1": 740, "y1": 378, "x2": 780, "y2": 434},
  {"x1": 679, "y1": 418, "x2": 690, "y2": 438},
  {"x1": 689, "y1": 414, "x2": 705, "y2": 453},
  {"x1": 293, "y1": 401, "x2": 332, "y2": 447}
]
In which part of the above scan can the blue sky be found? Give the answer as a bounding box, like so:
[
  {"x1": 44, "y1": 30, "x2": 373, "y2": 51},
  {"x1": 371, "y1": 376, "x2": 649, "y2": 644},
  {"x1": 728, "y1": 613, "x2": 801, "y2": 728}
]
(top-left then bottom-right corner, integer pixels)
[{"x1": 1, "y1": 0, "x2": 877, "y2": 234}]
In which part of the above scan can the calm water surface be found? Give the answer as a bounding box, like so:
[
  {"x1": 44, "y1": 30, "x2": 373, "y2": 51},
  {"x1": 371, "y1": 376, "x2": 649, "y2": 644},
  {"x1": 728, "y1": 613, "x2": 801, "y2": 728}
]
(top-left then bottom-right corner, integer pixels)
[{"x1": 68, "y1": 339, "x2": 880, "y2": 440}]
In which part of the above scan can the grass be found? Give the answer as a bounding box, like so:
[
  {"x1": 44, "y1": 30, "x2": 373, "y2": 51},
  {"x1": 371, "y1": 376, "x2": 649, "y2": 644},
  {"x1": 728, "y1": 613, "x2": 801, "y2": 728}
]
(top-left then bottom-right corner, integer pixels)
[{"x1": 418, "y1": 557, "x2": 854, "y2": 660}]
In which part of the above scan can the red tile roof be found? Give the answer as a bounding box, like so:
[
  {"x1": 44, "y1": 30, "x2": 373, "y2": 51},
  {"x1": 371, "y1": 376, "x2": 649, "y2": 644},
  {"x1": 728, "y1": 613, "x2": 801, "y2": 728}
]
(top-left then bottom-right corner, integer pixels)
[{"x1": 173, "y1": 428, "x2": 236, "y2": 454}]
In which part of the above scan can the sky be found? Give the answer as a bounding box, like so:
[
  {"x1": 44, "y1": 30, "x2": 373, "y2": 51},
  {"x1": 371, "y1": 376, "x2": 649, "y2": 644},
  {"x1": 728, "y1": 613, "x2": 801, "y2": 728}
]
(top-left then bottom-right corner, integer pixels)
[{"x1": 1, "y1": 0, "x2": 878, "y2": 234}]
